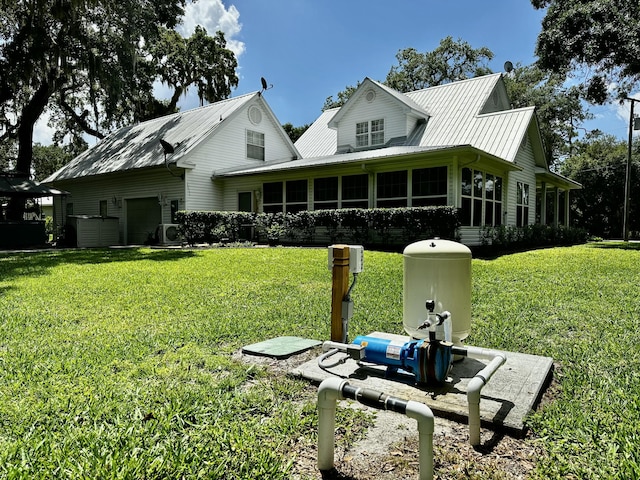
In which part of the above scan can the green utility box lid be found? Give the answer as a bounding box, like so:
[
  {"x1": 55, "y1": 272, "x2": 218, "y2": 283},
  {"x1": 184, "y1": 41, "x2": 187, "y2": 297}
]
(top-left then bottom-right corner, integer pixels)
[{"x1": 242, "y1": 336, "x2": 322, "y2": 359}]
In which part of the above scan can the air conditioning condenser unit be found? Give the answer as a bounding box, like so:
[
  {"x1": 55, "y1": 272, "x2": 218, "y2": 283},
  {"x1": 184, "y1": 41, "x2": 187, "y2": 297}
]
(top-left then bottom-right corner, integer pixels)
[{"x1": 159, "y1": 223, "x2": 182, "y2": 245}]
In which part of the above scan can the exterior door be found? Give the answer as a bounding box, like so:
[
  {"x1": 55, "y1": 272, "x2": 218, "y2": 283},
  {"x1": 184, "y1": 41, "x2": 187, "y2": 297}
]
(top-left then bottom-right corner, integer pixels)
[
  {"x1": 238, "y1": 191, "x2": 253, "y2": 240},
  {"x1": 126, "y1": 197, "x2": 161, "y2": 244}
]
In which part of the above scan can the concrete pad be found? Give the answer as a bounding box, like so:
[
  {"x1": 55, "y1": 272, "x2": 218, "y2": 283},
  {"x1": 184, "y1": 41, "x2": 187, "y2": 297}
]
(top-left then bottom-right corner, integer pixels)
[{"x1": 290, "y1": 332, "x2": 553, "y2": 436}]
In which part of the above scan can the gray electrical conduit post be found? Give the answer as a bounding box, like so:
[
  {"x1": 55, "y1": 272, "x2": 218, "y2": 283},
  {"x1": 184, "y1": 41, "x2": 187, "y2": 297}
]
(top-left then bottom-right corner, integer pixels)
[{"x1": 317, "y1": 377, "x2": 434, "y2": 480}]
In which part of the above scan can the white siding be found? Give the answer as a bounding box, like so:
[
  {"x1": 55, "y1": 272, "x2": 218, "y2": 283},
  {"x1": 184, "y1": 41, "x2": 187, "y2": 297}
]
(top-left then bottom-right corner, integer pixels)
[
  {"x1": 52, "y1": 168, "x2": 185, "y2": 244},
  {"x1": 335, "y1": 93, "x2": 409, "y2": 150},
  {"x1": 186, "y1": 99, "x2": 297, "y2": 211},
  {"x1": 506, "y1": 133, "x2": 537, "y2": 226}
]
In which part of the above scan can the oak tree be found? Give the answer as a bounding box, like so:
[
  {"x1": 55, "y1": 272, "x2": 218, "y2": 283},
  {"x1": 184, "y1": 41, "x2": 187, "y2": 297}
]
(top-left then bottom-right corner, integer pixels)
[
  {"x1": 533, "y1": 0, "x2": 640, "y2": 103},
  {"x1": 0, "y1": 0, "x2": 237, "y2": 219}
]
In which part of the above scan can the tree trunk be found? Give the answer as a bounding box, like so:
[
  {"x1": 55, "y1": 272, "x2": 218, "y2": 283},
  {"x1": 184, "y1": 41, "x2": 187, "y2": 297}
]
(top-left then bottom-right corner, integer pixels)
[{"x1": 7, "y1": 81, "x2": 53, "y2": 221}]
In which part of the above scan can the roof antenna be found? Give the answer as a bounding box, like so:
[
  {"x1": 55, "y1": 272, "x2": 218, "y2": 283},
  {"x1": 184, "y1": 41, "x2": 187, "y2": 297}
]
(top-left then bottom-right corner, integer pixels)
[{"x1": 259, "y1": 76, "x2": 273, "y2": 96}]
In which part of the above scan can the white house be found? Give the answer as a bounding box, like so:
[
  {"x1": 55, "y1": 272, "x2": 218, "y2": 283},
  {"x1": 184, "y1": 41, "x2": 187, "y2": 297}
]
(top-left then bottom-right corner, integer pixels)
[
  {"x1": 45, "y1": 92, "x2": 300, "y2": 245},
  {"x1": 45, "y1": 73, "x2": 580, "y2": 246}
]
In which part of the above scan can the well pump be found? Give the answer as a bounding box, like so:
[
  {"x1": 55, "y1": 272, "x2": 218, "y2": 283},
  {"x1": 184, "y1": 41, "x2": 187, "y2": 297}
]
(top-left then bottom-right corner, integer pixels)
[{"x1": 321, "y1": 300, "x2": 454, "y2": 385}]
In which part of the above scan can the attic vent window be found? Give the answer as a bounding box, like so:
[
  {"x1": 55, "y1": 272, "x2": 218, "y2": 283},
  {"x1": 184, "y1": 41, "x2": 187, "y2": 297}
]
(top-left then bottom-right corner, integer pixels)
[
  {"x1": 248, "y1": 106, "x2": 262, "y2": 125},
  {"x1": 356, "y1": 119, "x2": 385, "y2": 147},
  {"x1": 365, "y1": 89, "x2": 376, "y2": 102}
]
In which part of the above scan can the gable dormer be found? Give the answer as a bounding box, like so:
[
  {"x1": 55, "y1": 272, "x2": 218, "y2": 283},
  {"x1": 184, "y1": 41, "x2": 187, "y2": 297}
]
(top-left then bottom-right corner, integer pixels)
[
  {"x1": 479, "y1": 75, "x2": 512, "y2": 114},
  {"x1": 327, "y1": 78, "x2": 430, "y2": 153}
]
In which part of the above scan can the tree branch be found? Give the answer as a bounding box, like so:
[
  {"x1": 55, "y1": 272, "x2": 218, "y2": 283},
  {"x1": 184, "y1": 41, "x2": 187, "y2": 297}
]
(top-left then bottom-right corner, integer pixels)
[{"x1": 59, "y1": 97, "x2": 105, "y2": 140}]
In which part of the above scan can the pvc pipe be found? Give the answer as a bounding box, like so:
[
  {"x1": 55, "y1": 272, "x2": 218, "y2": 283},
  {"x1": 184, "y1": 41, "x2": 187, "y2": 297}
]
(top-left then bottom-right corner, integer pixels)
[
  {"x1": 461, "y1": 349, "x2": 507, "y2": 446},
  {"x1": 317, "y1": 378, "x2": 435, "y2": 480},
  {"x1": 405, "y1": 400, "x2": 435, "y2": 480},
  {"x1": 317, "y1": 377, "x2": 348, "y2": 470}
]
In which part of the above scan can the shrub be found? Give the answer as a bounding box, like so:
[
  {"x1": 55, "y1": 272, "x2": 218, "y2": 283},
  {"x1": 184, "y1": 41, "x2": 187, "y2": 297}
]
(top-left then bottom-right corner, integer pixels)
[
  {"x1": 311, "y1": 209, "x2": 342, "y2": 244},
  {"x1": 177, "y1": 206, "x2": 461, "y2": 248},
  {"x1": 482, "y1": 224, "x2": 588, "y2": 250}
]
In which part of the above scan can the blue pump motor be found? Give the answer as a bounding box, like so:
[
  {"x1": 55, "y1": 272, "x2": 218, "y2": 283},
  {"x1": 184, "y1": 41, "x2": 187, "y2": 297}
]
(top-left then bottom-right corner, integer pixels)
[{"x1": 352, "y1": 335, "x2": 452, "y2": 385}]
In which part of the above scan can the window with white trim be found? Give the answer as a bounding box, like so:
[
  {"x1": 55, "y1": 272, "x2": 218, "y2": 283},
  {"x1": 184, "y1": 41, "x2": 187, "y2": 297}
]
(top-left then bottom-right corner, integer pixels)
[
  {"x1": 341, "y1": 174, "x2": 369, "y2": 208},
  {"x1": 247, "y1": 130, "x2": 265, "y2": 160},
  {"x1": 262, "y1": 182, "x2": 283, "y2": 213},
  {"x1": 517, "y1": 182, "x2": 530, "y2": 227},
  {"x1": 461, "y1": 168, "x2": 503, "y2": 227},
  {"x1": 285, "y1": 180, "x2": 308, "y2": 213},
  {"x1": 356, "y1": 119, "x2": 384, "y2": 147}
]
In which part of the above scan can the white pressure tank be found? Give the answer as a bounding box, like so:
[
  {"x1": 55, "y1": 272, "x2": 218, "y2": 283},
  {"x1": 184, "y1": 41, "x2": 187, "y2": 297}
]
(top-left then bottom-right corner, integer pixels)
[{"x1": 403, "y1": 239, "x2": 472, "y2": 345}]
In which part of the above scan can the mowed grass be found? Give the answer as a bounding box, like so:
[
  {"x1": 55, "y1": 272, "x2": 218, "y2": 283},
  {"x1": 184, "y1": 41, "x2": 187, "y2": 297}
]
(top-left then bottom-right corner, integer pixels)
[{"x1": 0, "y1": 243, "x2": 639, "y2": 478}]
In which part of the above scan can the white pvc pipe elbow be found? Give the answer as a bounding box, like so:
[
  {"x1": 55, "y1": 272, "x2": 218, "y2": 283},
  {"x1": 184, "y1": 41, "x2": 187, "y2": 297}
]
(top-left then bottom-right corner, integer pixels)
[
  {"x1": 317, "y1": 377, "x2": 347, "y2": 471},
  {"x1": 465, "y1": 350, "x2": 507, "y2": 446},
  {"x1": 317, "y1": 378, "x2": 435, "y2": 480},
  {"x1": 405, "y1": 400, "x2": 435, "y2": 480}
]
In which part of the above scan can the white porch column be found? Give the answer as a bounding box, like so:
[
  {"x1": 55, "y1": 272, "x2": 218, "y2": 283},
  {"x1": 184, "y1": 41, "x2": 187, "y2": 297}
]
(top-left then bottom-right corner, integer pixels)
[
  {"x1": 564, "y1": 189, "x2": 571, "y2": 227},
  {"x1": 554, "y1": 187, "x2": 560, "y2": 227},
  {"x1": 540, "y1": 181, "x2": 547, "y2": 225}
]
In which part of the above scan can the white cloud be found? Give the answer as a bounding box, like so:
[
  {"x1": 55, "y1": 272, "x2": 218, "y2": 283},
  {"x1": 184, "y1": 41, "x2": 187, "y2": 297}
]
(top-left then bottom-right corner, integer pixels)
[
  {"x1": 179, "y1": 0, "x2": 245, "y2": 58},
  {"x1": 33, "y1": 112, "x2": 56, "y2": 146}
]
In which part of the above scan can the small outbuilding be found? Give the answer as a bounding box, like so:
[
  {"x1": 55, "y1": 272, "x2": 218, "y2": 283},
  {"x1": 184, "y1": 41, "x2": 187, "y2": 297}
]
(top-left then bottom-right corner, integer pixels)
[{"x1": 0, "y1": 174, "x2": 67, "y2": 249}]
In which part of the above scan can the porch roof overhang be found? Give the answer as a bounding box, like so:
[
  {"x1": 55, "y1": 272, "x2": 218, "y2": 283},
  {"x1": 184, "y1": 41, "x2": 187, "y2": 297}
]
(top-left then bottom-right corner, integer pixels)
[
  {"x1": 0, "y1": 176, "x2": 69, "y2": 197},
  {"x1": 214, "y1": 144, "x2": 522, "y2": 179},
  {"x1": 535, "y1": 167, "x2": 582, "y2": 190}
]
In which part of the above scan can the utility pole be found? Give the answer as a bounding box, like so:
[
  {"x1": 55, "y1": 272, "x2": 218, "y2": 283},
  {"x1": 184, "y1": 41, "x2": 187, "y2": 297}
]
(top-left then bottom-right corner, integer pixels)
[{"x1": 623, "y1": 98, "x2": 638, "y2": 242}]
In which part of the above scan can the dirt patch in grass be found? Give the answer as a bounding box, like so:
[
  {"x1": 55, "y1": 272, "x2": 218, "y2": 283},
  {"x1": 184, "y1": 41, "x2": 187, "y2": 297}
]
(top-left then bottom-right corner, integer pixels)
[{"x1": 238, "y1": 348, "x2": 549, "y2": 479}]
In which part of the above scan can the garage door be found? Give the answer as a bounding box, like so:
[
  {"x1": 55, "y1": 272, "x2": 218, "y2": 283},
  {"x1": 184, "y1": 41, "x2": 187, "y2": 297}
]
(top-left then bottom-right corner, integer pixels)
[{"x1": 126, "y1": 197, "x2": 161, "y2": 245}]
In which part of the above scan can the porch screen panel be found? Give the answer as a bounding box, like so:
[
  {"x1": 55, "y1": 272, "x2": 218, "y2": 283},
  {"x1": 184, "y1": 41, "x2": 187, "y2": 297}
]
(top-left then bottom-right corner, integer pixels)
[
  {"x1": 285, "y1": 180, "x2": 308, "y2": 213},
  {"x1": 341, "y1": 174, "x2": 368, "y2": 208},
  {"x1": 412, "y1": 166, "x2": 447, "y2": 206},
  {"x1": 376, "y1": 170, "x2": 407, "y2": 208},
  {"x1": 263, "y1": 182, "x2": 283, "y2": 213},
  {"x1": 460, "y1": 168, "x2": 502, "y2": 227},
  {"x1": 314, "y1": 177, "x2": 338, "y2": 210}
]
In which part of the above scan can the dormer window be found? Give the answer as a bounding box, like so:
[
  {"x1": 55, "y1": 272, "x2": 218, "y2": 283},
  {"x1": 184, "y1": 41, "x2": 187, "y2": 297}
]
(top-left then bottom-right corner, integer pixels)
[
  {"x1": 247, "y1": 130, "x2": 265, "y2": 160},
  {"x1": 356, "y1": 119, "x2": 384, "y2": 148}
]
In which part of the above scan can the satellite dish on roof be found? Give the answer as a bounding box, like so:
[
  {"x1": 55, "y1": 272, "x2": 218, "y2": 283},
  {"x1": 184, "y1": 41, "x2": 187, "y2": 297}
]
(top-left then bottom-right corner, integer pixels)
[
  {"x1": 259, "y1": 77, "x2": 273, "y2": 96},
  {"x1": 159, "y1": 139, "x2": 175, "y2": 155},
  {"x1": 504, "y1": 61, "x2": 514, "y2": 73}
]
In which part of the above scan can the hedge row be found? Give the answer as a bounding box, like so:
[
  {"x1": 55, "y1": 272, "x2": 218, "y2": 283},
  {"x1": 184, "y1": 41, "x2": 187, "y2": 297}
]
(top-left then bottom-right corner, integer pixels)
[
  {"x1": 176, "y1": 207, "x2": 460, "y2": 247},
  {"x1": 481, "y1": 224, "x2": 588, "y2": 249}
]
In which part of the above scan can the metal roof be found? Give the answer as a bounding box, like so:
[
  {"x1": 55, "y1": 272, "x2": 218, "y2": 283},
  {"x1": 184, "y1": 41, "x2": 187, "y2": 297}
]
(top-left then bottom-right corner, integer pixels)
[
  {"x1": 0, "y1": 176, "x2": 68, "y2": 197},
  {"x1": 44, "y1": 93, "x2": 259, "y2": 182},
  {"x1": 294, "y1": 74, "x2": 534, "y2": 164},
  {"x1": 216, "y1": 144, "x2": 521, "y2": 177}
]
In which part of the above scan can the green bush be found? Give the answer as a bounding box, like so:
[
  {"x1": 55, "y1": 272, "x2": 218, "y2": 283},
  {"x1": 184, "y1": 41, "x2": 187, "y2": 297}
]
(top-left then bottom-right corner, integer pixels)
[
  {"x1": 482, "y1": 224, "x2": 588, "y2": 250},
  {"x1": 177, "y1": 207, "x2": 460, "y2": 247}
]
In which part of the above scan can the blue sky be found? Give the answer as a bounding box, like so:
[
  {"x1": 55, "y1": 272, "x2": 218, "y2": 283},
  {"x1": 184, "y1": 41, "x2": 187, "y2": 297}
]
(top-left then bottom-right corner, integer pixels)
[
  {"x1": 33, "y1": 0, "x2": 635, "y2": 143},
  {"x1": 184, "y1": 0, "x2": 633, "y2": 139}
]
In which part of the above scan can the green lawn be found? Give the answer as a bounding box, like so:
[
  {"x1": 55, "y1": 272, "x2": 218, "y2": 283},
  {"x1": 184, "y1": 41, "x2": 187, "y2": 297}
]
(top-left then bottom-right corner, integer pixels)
[{"x1": 0, "y1": 244, "x2": 639, "y2": 478}]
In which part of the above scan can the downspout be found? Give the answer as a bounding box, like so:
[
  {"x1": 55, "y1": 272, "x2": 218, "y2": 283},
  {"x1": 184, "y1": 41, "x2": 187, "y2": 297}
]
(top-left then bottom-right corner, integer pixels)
[
  {"x1": 317, "y1": 377, "x2": 435, "y2": 480},
  {"x1": 453, "y1": 346, "x2": 507, "y2": 446}
]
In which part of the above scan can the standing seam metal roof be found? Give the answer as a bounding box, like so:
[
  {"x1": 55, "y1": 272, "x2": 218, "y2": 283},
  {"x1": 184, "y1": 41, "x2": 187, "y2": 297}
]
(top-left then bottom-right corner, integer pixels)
[
  {"x1": 294, "y1": 74, "x2": 533, "y2": 164},
  {"x1": 44, "y1": 93, "x2": 258, "y2": 182}
]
